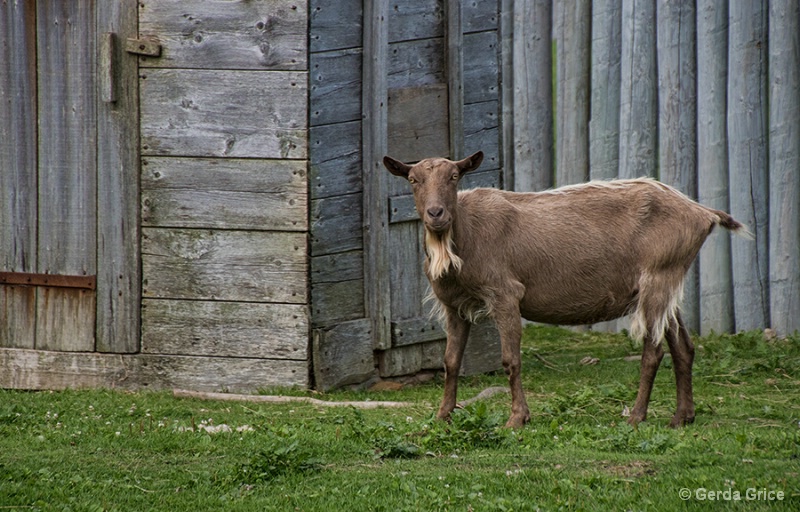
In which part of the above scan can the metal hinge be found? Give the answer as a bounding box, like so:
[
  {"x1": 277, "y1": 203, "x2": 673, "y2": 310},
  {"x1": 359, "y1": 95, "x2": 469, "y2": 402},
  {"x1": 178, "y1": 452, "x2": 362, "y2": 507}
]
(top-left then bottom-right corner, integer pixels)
[{"x1": 0, "y1": 272, "x2": 96, "y2": 291}]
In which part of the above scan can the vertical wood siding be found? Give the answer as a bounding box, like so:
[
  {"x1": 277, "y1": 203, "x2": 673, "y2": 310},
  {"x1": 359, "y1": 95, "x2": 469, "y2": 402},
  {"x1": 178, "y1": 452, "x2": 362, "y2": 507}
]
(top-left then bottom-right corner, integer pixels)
[{"x1": 510, "y1": 0, "x2": 799, "y2": 336}]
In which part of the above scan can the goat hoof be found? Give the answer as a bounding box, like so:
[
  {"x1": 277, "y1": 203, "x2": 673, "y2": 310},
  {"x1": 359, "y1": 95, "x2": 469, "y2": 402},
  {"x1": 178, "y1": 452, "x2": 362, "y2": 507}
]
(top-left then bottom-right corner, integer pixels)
[
  {"x1": 504, "y1": 413, "x2": 530, "y2": 430},
  {"x1": 668, "y1": 414, "x2": 695, "y2": 428},
  {"x1": 626, "y1": 414, "x2": 646, "y2": 427}
]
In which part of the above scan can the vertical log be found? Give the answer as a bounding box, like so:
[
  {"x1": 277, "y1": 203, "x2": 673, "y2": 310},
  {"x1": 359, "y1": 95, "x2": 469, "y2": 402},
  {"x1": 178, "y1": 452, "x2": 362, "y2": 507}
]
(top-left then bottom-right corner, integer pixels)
[
  {"x1": 618, "y1": 0, "x2": 657, "y2": 179},
  {"x1": 657, "y1": 0, "x2": 698, "y2": 332},
  {"x1": 554, "y1": 0, "x2": 590, "y2": 186},
  {"x1": 697, "y1": 0, "x2": 734, "y2": 335},
  {"x1": 588, "y1": 0, "x2": 622, "y2": 333},
  {"x1": 500, "y1": 0, "x2": 515, "y2": 190},
  {"x1": 727, "y1": 0, "x2": 769, "y2": 331},
  {"x1": 589, "y1": 0, "x2": 622, "y2": 181},
  {"x1": 768, "y1": 0, "x2": 800, "y2": 334},
  {"x1": 512, "y1": 0, "x2": 553, "y2": 191}
]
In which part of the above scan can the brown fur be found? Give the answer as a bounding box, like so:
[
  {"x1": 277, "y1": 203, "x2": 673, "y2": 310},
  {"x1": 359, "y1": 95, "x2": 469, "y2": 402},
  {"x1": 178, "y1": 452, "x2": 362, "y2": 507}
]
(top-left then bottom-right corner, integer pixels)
[{"x1": 383, "y1": 152, "x2": 746, "y2": 429}]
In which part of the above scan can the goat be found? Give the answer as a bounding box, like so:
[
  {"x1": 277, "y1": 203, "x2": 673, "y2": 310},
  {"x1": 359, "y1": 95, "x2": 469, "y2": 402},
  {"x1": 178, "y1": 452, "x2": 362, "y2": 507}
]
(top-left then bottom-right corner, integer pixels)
[{"x1": 383, "y1": 151, "x2": 747, "y2": 429}]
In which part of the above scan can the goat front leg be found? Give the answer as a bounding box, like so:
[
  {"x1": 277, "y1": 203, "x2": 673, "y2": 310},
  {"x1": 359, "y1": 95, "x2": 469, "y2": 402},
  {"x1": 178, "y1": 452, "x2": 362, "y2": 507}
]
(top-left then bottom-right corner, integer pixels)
[
  {"x1": 495, "y1": 304, "x2": 530, "y2": 429},
  {"x1": 628, "y1": 334, "x2": 664, "y2": 426},
  {"x1": 437, "y1": 309, "x2": 471, "y2": 421}
]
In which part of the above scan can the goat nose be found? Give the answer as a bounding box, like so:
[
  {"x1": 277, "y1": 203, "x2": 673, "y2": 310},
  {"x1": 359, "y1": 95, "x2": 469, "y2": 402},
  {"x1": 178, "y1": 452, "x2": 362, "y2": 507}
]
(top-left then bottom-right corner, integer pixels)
[{"x1": 427, "y1": 206, "x2": 444, "y2": 219}]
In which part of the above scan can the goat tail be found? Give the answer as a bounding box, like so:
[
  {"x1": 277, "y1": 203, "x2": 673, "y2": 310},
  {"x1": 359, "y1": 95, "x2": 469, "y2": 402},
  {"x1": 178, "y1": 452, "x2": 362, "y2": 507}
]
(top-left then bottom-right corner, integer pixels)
[{"x1": 711, "y1": 209, "x2": 754, "y2": 239}]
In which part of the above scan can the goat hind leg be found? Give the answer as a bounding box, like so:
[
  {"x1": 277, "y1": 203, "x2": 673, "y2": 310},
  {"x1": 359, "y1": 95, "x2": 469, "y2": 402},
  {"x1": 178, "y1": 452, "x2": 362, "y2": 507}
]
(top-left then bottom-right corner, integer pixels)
[
  {"x1": 628, "y1": 334, "x2": 664, "y2": 426},
  {"x1": 437, "y1": 310, "x2": 471, "y2": 421},
  {"x1": 666, "y1": 314, "x2": 695, "y2": 428}
]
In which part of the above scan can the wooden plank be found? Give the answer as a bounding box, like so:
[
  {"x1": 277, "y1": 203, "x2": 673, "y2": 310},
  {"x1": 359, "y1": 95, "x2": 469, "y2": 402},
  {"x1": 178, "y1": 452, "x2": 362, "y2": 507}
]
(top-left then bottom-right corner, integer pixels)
[
  {"x1": 311, "y1": 250, "x2": 363, "y2": 284},
  {"x1": 697, "y1": 0, "x2": 734, "y2": 335},
  {"x1": 310, "y1": 193, "x2": 362, "y2": 255},
  {"x1": 657, "y1": 0, "x2": 699, "y2": 332},
  {"x1": 388, "y1": 0, "x2": 444, "y2": 43},
  {"x1": 311, "y1": 279, "x2": 365, "y2": 326},
  {"x1": 589, "y1": 0, "x2": 622, "y2": 182},
  {"x1": 311, "y1": 251, "x2": 364, "y2": 326},
  {"x1": 134, "y1": 354, "x2": 309, "y2": 391},
  {"x1": 309, "y1": 0, "x2": 362, "y2": 52},
  {"x1": 463, "y1": 31, "x2": 499, "y2": 104},
  {"x1": 618, "y1": 0, "x2": 657, "y2": 179},
  {"x1": 141, "y1": 228, "x2": 307, "y2": 303},
  {"x1": 387, "y1": 84, "x2": 450, "y2": 163},
  {"x1": 309, "y1": 48, "x2": 362, "y2": 127},
  {"x1": 511, "y1": 0, "x2": 553, "y2": 192},
  {"x1": 388, "y1": 37, "x2": 445, "y2": 89},
  {"x1": 460, "y1": 169, "x2": 502, "y2": 190},
  {"x1": 138, "y1": 0, "x2": 307, "y2": 70},
  {"x1": 464, "y1": 101, "x2": 501, "y2": 171},
  {"x1": 728, "y1": 0, "x2": 769, "y2": 331},
  {"x1": 140, "y1": 68, "x2": 307, "y2": 159},
  {"x1": 96, "y1": 2, "x2": 141, "y2": 353},
  {"x1": 389, "y1": 195, "x2": 419, "y2": 224},
  {"x1": 34, "y1": 289, "x2": 96, "y2": 352},
  {"x1": 309, "y1": 120, "x2": 362, "y2": 199},
  {"x1": 379, "y1": 344, "x2": 422, "y2": 377},
  {"x1": 464, "y1": 0, "x2": 499, "y2": 33},
  {"x1": 141, "y1": 157, "x2": 307, "y2": 231},
  {"x1": 363, "y1": 0, "x2": 392, "y2": 350},
  {"x1": 0, "y1": 1, "x2": 37, "y2": 349},
  {"x1": 313, "y1": 319, "x2": 375, "y2": 391},
  {"x1": 0, "y1": 348, "x2": 308, "y2": 391},
  {"x1": 0, "y1": 348, "x2": 129, "y2": 390},
  {"x1": 393, "y1": 316, "x2": 445, "y2": 347},
  {"x1": 445, "y1": 0, "x2": 464, "y2": 159},
  {"x1": 768, "y1": 0, "x2": 800, "y2": 334},
  {"x1": 141, "y1": 299, "x2": 308, "y2": 359},
  {"x1": 554, "y1": 0, "x2": 590, "y2": 186},
  {"x1": 0, "y1": 287, "x2": 36, "y2": 349},
  {"x1": 36, "y1": 1, "x2": 96, "y2": 352},
  {"x1": 389, "y1": 222, "x2": 425, "y2": 320}
]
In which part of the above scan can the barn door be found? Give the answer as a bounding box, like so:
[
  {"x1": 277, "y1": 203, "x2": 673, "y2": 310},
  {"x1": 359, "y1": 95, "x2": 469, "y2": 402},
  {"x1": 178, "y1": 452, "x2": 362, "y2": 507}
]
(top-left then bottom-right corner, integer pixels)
[
  {"x1": 363, "y1": 0, "x2": 502, "y2": 377},
  {"x1": 0, "y1": 0, "x2": 139, "y2": 353}
]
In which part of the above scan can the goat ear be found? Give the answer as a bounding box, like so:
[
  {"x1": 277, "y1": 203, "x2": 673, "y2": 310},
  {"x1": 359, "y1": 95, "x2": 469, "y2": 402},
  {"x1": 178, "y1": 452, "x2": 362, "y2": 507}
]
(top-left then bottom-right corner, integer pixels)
[
  {"x1": 383, "y1": 155, "x2": 412, "y2": 178},
  {"x1": 455, "y1": 151, "x2": 484, "y2": 175}
]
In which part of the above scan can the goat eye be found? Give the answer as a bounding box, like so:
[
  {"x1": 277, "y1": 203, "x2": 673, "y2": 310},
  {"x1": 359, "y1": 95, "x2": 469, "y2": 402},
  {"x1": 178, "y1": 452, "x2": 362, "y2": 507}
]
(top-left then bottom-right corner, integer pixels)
[
  {"x1": 408, "y1": 177, "x2": 416, "y2": 184},
  {"x1": 451, "y1": 174, "x2": 459, "y2": 181}
]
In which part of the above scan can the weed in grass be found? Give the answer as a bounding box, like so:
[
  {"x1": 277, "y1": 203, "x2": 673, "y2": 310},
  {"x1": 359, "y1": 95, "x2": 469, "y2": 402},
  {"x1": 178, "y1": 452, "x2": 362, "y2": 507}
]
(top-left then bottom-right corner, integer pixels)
[{"x1": 231, "y1": 430, "x2": 323, "y2": 484}]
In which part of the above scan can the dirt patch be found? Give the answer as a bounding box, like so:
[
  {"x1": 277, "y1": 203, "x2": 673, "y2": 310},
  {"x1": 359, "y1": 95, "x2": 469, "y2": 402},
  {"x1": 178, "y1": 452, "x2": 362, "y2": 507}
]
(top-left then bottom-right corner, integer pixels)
[{"x1": 600, "y1": 460, "x2": 657, "y2": 479}]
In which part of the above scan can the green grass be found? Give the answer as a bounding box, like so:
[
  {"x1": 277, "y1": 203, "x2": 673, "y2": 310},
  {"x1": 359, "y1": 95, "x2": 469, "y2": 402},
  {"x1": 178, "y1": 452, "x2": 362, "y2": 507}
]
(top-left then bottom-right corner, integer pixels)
[{"x1": 1, "y1": 326, "x2": 799, "y2": 511}]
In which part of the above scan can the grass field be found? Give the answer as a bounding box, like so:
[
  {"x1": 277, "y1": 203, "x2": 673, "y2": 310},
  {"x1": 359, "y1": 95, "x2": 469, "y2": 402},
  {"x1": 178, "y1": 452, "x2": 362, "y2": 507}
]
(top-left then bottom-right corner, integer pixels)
[{"x1": 1, "y1": 325, "x2": 798, "y2": 511}]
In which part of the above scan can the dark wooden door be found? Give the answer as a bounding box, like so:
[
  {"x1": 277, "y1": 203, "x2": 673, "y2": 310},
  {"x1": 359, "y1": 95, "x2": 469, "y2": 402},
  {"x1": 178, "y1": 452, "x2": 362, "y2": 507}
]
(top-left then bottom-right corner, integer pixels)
[
  {"x1": 0, "y1": 0, "x2": 139, "y2": 353},
  {"x1": 363, "y1": 0, "x2": 504, "y2": 378}
]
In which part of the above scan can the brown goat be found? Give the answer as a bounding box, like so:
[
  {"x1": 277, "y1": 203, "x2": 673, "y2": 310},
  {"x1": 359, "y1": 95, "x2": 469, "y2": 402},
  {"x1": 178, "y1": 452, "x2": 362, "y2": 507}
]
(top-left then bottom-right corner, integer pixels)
[{"x1": 383, "y1": 151, "x2": 746, "y2": 429}]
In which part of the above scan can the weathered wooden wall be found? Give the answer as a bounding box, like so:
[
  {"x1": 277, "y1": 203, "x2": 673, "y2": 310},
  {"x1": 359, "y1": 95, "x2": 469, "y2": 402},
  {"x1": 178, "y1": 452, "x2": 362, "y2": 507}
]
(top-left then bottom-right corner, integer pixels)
[
  {"x1": 509, "y1": 0, "x2": 800, "y2": 336},
  {"x1": 137, "y1": 0, "x2": 310, "y2": 389}
]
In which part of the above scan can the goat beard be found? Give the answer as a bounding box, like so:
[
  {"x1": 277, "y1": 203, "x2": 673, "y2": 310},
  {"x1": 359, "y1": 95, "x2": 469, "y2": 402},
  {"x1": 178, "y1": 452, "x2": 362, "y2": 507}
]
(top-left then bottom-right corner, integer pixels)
[{"x1": 424, "y1": 228, "x2": 463, "y2": 281}]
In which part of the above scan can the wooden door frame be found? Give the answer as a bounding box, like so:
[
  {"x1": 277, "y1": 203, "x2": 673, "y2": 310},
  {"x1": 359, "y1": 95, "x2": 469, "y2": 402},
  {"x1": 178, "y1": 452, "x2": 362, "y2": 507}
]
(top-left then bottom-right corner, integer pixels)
[{"x1": 96, "y1": 0, "x2": 141, "y2": 353}]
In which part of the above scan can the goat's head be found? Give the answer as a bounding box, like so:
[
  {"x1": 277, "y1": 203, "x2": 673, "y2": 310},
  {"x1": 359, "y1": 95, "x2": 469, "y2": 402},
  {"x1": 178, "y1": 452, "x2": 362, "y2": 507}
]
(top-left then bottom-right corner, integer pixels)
[{"x1": 383, "y1": 152, "x2": 484, "y2": 234}]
